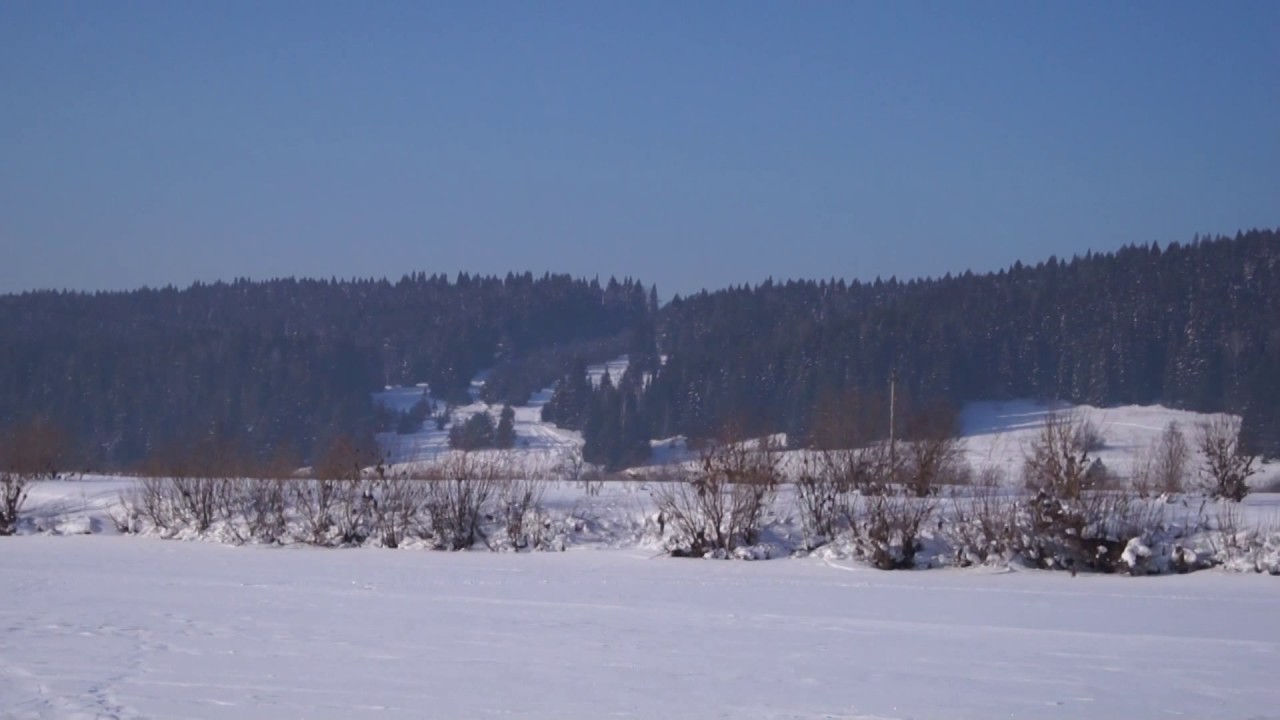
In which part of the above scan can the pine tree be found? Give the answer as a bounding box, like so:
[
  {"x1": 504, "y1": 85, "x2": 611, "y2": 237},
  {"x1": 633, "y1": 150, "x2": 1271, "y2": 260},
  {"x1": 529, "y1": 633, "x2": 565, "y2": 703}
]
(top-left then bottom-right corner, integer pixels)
[{"x1": 495, "y1": 405, "x2": 517, "y2": 449}]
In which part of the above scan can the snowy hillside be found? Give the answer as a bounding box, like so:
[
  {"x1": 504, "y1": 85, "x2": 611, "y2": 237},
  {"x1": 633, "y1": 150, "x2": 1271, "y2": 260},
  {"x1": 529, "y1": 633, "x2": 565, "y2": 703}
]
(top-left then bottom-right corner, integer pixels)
[{"x1": 372, "y1": 357, "x2": 637, "y2": 471}]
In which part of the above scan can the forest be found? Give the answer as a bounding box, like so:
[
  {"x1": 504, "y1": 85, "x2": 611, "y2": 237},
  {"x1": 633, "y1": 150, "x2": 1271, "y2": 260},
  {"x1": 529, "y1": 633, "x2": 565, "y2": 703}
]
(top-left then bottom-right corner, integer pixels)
[
  {"x1": 0, "y1": 273, "x2": 653, "y2": 467},
  {"x1": 552, "y1": 229, "x2": 1280, "y2": 465},
  {"x1": 1, "y1": 229, "x2": 1276, "y2": 470}
]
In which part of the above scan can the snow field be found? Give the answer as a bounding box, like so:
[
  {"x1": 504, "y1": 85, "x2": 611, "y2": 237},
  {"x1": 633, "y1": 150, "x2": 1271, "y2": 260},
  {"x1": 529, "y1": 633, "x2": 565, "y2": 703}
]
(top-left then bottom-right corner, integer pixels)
[{"x1": 2, "y1": 536, "x2": 1279, "y2": 720}]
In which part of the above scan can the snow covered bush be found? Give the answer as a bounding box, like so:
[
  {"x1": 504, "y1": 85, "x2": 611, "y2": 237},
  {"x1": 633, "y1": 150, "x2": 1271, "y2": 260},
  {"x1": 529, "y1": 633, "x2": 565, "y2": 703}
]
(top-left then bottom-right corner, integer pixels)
[
  {"x1": 1197, "y1": 416, "x2": 1256, "y2": 502},
  {"x1": 423, "y1": 452, "x2": 499, "y2": 551},
  {"x1": 0, "y1": 469, "x2": 31, "y2": 535},
  {"x1": 496, "y1": 475, "x2": 549, "y2": 550},
  {"x1": 944, "y1": 482, "x2": 1017, "y2": 567},
  {"x1": 794, "y1": 453, "x2": 855, "y2": 549},
  {"x1": 652, "y1": 437, "x2": 782, "y2": 557},
  {"x1": 1007, "y1": 489, "x2": 1167, "y2": 574},
  {"x1": 240, "y1": 477, "x2": 289, "y2": 543},
  {"x1": 850, "y1": 490, "x2": 936, "y2": 570},
  {"x1": 292, "y1": 475, "x2": 341, "y2": 544},
  {"x1": 367, "y1": 465, "x2": 427, "y2": 549}
]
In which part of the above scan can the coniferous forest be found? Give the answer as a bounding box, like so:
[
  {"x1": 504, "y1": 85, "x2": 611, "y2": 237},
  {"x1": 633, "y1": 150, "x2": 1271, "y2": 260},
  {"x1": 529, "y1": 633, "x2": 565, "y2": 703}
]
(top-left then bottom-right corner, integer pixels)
[
  {"x1": 1, "y1": 230, "x2": 1277, "y2": 469},
  {"x1": 562, "y1": 230, "x2": 1280, "y2": 463},
  {"x1": 0, "y1": 273, "x2": 653, "y2": 467}
]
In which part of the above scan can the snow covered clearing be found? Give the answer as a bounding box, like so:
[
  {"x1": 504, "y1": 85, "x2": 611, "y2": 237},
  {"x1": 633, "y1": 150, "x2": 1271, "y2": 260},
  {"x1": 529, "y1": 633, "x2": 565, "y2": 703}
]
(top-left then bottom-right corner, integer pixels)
[{"x1": 3, "y1": 536, "x2": 1279, "y2": 720}]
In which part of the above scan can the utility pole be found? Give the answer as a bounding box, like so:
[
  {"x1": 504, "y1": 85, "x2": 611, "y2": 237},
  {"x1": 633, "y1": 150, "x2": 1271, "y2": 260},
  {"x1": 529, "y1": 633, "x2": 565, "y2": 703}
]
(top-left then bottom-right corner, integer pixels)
[{"x1": 888, "y1": 367, "x2": 897, "y2": 472}]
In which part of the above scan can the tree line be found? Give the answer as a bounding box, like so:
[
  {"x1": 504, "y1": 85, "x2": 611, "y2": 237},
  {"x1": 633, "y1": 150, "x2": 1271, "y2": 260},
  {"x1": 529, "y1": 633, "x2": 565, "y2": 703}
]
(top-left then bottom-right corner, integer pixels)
[
  {"x1": 0, "y1": 273, "x2": 654, "y2": 467},
  {"x1": 614, "y1": 229, "x2": 1279, "y2": 458}
]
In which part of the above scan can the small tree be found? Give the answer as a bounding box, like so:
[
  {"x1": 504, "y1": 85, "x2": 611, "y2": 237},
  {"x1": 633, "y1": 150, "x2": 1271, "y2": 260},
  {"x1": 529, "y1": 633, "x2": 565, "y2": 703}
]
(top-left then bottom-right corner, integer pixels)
[
  {"x1": 1133, "y1": 421, "x2": 1190, "y2": 497},
  {"x1": 1022, "y1": 411, "x2": 1097, "y2": 499},
  {"x1": 896, "y1": 401, "x2": 966, "y2": 497},
  {"x1": 494, "y1": 405, "x2": 517, "y2": 449},
  {"x1": 449, "y1": 411, "x2": 495, "y2": 451},
  {"x1": 1197, "y1": 416, "x2": 1256, "y2": 502}
]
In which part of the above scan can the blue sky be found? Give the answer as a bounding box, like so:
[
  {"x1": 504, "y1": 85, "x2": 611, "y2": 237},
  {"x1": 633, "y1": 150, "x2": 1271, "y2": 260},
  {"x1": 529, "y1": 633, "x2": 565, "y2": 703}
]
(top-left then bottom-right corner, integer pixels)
[{"x1": 2, "y1": 1, "x2": 1277, "y2": 297}]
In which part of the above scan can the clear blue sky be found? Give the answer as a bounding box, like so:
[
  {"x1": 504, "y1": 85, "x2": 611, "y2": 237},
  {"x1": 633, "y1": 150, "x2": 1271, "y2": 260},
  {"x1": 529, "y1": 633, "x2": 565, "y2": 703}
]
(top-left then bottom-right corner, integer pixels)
[{"x1": 3, "y1": 1, "x2": 1277, "y2": 297}]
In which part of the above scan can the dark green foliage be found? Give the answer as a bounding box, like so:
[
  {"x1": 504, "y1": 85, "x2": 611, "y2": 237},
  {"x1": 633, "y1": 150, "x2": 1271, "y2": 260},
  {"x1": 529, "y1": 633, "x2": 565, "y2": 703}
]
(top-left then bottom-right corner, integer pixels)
[
  {"x1": 580, "y1": 366, "x2": 652, "y2": 471},
  {"x1": 395, "y1": 398, "x2": 432, "y2": 435},
  {"x1": 494, "y1": 405, "x2": 517, "y2": 449},
  {"x1": 644, "y1": 230, "x2": 1280, "y2": 456},
  {"x1": 0, "y1": 273, "x2": 653, "y2": 467},
  {"x1": 540, "y1": 357, "x2": 594, "y2": 431},
  {"x1": 448, "y1": 412, "x2": 495, "y2": 451}
]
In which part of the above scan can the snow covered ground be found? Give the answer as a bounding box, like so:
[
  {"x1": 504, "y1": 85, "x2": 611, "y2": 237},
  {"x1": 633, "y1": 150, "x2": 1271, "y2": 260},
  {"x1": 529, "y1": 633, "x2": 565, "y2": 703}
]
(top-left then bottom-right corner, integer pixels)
[
  {"x1": 3, "y1": 536, "x2": 1279, "y2": 720},
  {"x1": 5, "y1": 393, "x2": 1280, "y2": 718}
]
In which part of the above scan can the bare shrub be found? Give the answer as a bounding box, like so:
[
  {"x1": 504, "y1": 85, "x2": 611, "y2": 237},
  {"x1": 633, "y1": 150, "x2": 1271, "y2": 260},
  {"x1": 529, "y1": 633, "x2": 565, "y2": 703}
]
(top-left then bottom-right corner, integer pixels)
[
  {"x1": 1154, "y1": 422, "x2": 1190, "y2": 494},
  {"x1": 652, "y1": 437, "x2": 782, "y2": 556},
  {"x1": 496, "y1": 475, "x2": 548, "y2": 550},
  {"x1": 1012, "y1": 412, "x2": 1169, "y2": 572},
  {"x1": 794, "y1": 453, "x2": 854, "y2": 549},
  {"x1": 241, "y1": 477, "x2": 289, "y2": 543},
  {"x1": 1132, "y1": 422, "x2": 1191, "y2": 498},
  {"x1": 946, "y1": 483, "x2": 1016, "y2": 566},
  {"x1": 898, "y1": 402, "x2": 966, "y2": 497},
  {"x1": 852, "y1": 490, "x2": 936, "y2": 570},
  {"x1": 1130, "y1": 448, "x2": 1157, "y2": 499},
  {"x1": 1022, "y1": 412, "x2": 1102, "y2": 499},
  {"x1": 424, "y1": 452, "x2": 499, "y2": 550},
  {"x1": 556, "y1": 447, "x2": 600, "y2": 496},
  {"x1": 1072, "y1": 418, "x2": 1107, "y2": 453},
  {"x1": 0, "y1": 418, "x2": 70, "y2": 535},
  {"x1": 1012, "y1": 489, "x2": 1164, "y2": 574},
  {"x1": 368, "y1": 462, "x2": 426, "y2": 549},
  {"x1": 293, "y1": 476, "x2": 340, "y2": 544},
  {"x1": 315, "y1": 435, "x2": 378, "y2": 545},
  {"x1": 1197, "y1": 416, "x2": 1256, "y2": 502},
  {"x1": 0, "y1": 471, "x2": 31, "y2": 535},
  {"x1": 170, "y1": 474, "x2": 221, "y2": 533},
  {"x1": 900, "y1": 436, "x2": 965, "y2": 498}
]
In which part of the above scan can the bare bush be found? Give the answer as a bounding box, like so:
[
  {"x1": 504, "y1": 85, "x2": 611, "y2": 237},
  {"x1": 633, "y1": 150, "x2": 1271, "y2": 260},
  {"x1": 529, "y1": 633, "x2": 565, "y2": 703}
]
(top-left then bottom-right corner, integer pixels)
[
  {"x1": 1022, "y1": 412, "x2": 1101, "y2": 499},
  {"x1": 0, "y1": 418, "x2": 70, "y2": 535},
  {"x1": 1072, "y1": 418, "x2": 1107, "y2": 454},
  {"x1": 1011, "y1": 412, "x2": 1170, "y2": 572},
  {"x1": 170, "y1": 474, "x2": 222, "y2": 533},
  {"x1": 556, "y1": 447, "x2": 601, "y2": 496},
  {"x1": 793, "y1": 453, "x2": 854, "y2": 549},
  {"x1": 1011, "y1": 489, "x2": 1165, "y2": 574},
  {"x1": 1133, "y1": 422, "x2": 1191, "y2": 498},
  {"x1": 424, "y1": 452, "x2": 500, "y2": 550},
  {"x1": 946, "y1": 483, "x2": 1016, "y2": 566},
  {"x1": 368, "y1": 462, "x2": 426, "y2": 549},
  {"x1": 900, "y1": 436, "x2": 965, "y2": 498},
  {"x1": 1197, "y1": 416, "x2": 1256, "y2": 502},
  {"x1": 0, "y1": 470, "x2": 31, "y2": 536},
  {"x1": 898, "y1": 402, "x2": 966, "y2": 497},
  {"x1": 652, "y1": 437, "x2": 782, "y2": 556},
  {"x1": 1154, "y1": 422, "x2": 1190, "y2": 494},
  {"x1": 293, "y1": 476, "x2": 340, "y2": 544},
  {"x1": 240, "y1": 477, "x2": 289, "y2": 543},
  {"x1": 852, "y1": 490, "x2": 936, "y2": 569},
  {"x1": 496, "y1": 475, "x2": 548, "y2": 550}
]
